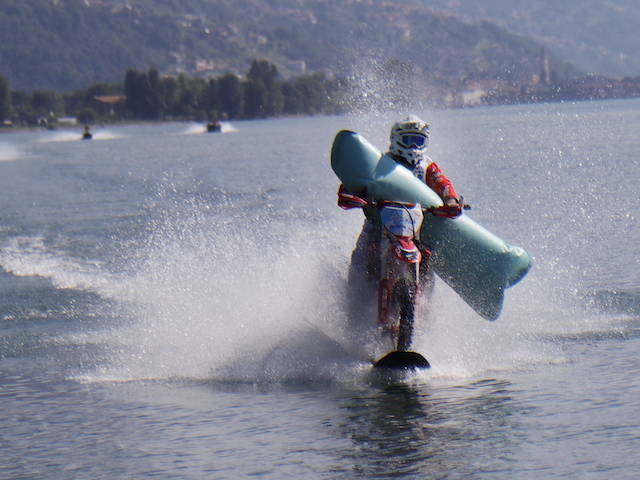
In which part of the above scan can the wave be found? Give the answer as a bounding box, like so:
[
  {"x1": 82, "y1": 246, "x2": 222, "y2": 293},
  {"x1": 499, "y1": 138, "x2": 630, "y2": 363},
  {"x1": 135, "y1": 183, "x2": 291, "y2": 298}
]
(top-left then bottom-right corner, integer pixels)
[
  {"x1": 3, "y1": 200, "x2": 634, "y2": 386},
  {"x1": 0, "y1": 236, "x2": 124, "y2": 297},
  {"x1": 0, "y1": 142, "x2": 23, "y2": 162},
  {"x1": 36, "y1": 130, "x2": 124, "y2": 143}
]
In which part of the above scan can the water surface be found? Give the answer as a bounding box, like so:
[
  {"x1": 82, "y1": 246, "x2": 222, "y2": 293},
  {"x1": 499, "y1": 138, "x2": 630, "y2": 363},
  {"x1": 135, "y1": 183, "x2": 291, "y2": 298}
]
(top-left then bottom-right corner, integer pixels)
[{"x1": 1, "y1": 101, "x2": 640, "y2": 479}]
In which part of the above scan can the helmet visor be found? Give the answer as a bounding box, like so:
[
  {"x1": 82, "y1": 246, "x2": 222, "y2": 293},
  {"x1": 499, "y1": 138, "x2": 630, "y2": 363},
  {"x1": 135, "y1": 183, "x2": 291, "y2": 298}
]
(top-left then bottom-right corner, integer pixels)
[{"x1": 399, "y1": 134, "x2": 428, "y2": 149}]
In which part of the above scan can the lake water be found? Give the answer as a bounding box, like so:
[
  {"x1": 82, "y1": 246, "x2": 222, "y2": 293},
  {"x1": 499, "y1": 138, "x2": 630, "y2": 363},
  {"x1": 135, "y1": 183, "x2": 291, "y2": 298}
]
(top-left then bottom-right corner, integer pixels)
[{"x1": 1, "y1": 99, "x2": 639, "y2": 479}]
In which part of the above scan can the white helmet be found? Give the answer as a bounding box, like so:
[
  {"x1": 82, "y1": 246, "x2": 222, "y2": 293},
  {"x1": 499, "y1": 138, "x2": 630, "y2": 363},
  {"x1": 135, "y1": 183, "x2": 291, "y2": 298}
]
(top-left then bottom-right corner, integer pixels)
[{"x1": 389, "y1": 115, "x2": 430, "y2": 166}]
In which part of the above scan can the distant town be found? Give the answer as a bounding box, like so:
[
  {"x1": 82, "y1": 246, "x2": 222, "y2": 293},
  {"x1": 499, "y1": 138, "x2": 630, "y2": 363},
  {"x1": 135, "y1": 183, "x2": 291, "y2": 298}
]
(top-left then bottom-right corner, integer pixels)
[{"x1": 444, "y1": 75, "x2": 640, "y2": 108}]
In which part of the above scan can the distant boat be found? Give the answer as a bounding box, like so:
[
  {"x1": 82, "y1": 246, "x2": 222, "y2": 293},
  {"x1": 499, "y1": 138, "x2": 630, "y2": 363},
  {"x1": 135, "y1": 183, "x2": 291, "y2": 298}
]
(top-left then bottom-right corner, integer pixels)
[
  {"x1": 206, "y1": 120, "x2": 221, "y2": 133},
  {"x1": 82, "y1": 125, "x2": 92, "y2": 140}
]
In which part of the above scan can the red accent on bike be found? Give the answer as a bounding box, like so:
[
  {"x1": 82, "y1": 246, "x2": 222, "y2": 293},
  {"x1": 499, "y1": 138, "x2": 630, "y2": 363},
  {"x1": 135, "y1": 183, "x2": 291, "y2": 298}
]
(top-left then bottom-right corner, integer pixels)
[
  {"x1": 390, "y1": 236, "x2": 422, "y2": 263},
  {"x1": 395, "y1": 237, "x2": 415, "y2": 250}
]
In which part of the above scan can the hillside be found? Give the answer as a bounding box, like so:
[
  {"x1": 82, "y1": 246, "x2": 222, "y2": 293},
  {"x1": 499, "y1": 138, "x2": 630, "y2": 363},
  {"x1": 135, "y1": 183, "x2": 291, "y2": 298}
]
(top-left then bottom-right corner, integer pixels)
[
  {"x1": 422, "y1": 0, "x2": 640, "y2": 78},
  {"x1": 0, "y1": 0, "x2": 578, "y2": 92}
]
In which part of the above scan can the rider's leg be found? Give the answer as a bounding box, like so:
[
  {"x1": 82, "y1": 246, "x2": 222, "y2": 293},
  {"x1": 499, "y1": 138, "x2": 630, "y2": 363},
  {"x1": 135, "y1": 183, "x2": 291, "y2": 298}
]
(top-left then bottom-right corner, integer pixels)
[
  {"x1": 347, "y1": 220, "x2": 382, "y2": 329},
  {"x1": 349, "y1": 219, "x2": 381, "y2": 282}
]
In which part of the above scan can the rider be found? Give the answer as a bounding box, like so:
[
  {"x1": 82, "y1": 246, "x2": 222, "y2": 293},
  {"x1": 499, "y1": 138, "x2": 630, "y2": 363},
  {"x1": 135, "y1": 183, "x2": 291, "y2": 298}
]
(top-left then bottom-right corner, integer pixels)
[{"x1": 338, "y1": 115, "x2": 462, "y2": 284}]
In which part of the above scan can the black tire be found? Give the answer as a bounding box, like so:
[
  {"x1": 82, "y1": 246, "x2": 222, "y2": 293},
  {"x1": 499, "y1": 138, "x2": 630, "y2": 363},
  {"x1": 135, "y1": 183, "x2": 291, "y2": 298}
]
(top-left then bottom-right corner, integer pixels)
[{"x1": 394, "y1": 280, "x2": 417, "y2": 351}]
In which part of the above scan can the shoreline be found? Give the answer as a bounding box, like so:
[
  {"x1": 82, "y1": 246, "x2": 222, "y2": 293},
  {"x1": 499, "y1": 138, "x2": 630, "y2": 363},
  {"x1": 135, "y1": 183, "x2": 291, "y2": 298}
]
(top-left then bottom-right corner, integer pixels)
[{"x1": 2, "y1": 93, "x2": 639, "y2": 133}]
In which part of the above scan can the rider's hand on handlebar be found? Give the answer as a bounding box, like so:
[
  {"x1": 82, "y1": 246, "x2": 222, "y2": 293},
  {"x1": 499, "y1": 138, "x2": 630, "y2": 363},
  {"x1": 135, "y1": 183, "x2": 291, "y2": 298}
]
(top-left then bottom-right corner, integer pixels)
[{"x1": 432, "y1": 197, "x2": 463, "y2": 218}]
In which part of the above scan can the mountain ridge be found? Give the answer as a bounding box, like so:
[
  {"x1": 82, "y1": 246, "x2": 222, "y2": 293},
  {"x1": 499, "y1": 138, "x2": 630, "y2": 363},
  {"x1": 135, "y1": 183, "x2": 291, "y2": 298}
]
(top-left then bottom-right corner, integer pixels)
[{"x1": 1, "y1": 0, "x2": 578, "y2": 92}]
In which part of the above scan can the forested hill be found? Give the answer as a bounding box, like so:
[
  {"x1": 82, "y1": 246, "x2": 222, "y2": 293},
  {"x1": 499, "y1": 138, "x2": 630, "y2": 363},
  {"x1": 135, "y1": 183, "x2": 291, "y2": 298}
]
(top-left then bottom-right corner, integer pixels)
[{"x1": 1, "y1": 0, "x2": 578, "y2": 92}]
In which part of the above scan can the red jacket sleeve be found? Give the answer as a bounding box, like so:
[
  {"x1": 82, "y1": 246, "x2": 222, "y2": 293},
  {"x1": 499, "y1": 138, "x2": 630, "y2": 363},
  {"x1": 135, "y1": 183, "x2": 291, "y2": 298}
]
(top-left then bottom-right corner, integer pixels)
[{"x1": 425, "y1": 162, "x2": 459, "y2": 201}]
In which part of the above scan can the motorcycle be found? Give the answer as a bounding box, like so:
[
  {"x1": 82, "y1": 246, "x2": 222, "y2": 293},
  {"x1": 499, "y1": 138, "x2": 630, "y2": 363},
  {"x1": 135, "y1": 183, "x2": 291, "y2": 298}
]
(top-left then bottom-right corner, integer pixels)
[{"x1": 339, "y1": 186, "x2": 467, "y2": 369}]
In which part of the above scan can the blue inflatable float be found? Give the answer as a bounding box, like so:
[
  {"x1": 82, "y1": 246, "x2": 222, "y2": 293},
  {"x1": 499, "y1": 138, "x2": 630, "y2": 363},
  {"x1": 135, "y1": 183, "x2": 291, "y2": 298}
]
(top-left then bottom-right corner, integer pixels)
[{"x1": 331, "y1": 130, "x2": 532, "y2": 320}]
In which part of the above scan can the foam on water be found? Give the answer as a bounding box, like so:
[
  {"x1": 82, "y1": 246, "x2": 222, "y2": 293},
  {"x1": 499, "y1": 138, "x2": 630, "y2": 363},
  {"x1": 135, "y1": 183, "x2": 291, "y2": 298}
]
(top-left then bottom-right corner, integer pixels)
[
  {"x1": 36, "y1": 131, "x2": 85, "y2": 143},
  {"x1": 89, "y1": 129, "x2": 123, "y2": 140},
  {"x1": 0, "y1": 236, "x2": 120, "y2": 294},
  {"x1": 5, "y1": 101, "x2": 637, "y2": 387},
  {"x1": 36, "y1": 129, "x2": 123, "y2": 142},
  {"x1": 0, "y1": 192, "x2": 609, "y2": 387},
  {"x1": 96, "y1": 211, "x2": 359, "y2": 383},
  {"x1": 0, "y1": 142, "x2": 23, "y2": 162}
]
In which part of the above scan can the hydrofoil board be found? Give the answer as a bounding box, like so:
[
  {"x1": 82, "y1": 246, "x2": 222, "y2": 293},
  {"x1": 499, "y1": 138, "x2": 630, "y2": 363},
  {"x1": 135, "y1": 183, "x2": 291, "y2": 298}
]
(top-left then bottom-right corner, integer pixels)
[{"x1": 373, "y1": 351, "x2": 431, "y2": 370}]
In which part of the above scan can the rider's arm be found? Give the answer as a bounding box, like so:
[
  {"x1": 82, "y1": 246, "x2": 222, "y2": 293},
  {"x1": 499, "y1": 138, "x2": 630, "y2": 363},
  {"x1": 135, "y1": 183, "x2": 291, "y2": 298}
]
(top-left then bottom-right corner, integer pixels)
[{"x1": 425, "y1": 162, "x2": 460, "y2": 204}]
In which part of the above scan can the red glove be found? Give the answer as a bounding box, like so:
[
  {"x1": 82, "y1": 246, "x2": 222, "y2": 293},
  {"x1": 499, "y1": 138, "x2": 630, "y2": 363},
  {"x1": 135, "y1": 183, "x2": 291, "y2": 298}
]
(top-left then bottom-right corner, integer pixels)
[
  {"x1": 431, "y1": 204, "x2": 462, "y2": 218},
  {"x1": 429, "y1": 197, "x2": 465, "y2": 218},
  {"x1": 337, "y1": 184, "x2": 368, "y2": 210}
]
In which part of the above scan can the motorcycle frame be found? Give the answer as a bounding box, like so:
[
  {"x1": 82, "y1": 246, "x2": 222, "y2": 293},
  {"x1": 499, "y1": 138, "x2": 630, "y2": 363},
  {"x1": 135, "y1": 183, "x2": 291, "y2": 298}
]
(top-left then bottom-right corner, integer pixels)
[{"x1": 377, "y1": 228, "x2": 423, "y2": 351}]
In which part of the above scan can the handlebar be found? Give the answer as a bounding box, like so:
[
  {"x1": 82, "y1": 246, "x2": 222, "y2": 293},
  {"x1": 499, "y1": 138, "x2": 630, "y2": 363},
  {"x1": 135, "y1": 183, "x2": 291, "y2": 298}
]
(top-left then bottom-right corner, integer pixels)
[
  {"x1": 423, "y1": 203, "x2": 470, "y2": 218},
  {"x1": 337, "y1": 186, "x2": 469, "y2": 218},
  {"x1": 423, "y1": 204, "x2": 471, "y2": 211},
  {"x1": 376, "y1": 199, "x2": 470, "y2": 216}
]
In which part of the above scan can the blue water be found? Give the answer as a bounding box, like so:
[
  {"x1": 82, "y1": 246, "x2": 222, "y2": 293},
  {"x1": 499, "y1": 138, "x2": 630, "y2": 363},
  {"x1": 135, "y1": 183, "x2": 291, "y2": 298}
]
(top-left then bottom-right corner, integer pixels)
[{"x1": 1, "y1": 100, "x2": 640, "y2": 479}]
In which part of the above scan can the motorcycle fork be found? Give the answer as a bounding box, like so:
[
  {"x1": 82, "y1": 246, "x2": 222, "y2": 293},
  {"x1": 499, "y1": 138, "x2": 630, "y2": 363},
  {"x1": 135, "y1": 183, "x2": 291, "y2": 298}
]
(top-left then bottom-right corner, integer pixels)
[{"x1": 377, "y1": 248, "x2": 421, "y2": 328}]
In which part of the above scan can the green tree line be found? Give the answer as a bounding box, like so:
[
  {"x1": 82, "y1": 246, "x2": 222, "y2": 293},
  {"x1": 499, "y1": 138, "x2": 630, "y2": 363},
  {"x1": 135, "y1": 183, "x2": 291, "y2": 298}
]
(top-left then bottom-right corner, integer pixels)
[{"x1": 0, "y1": 60, "x2": 346, "y2": 126}]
